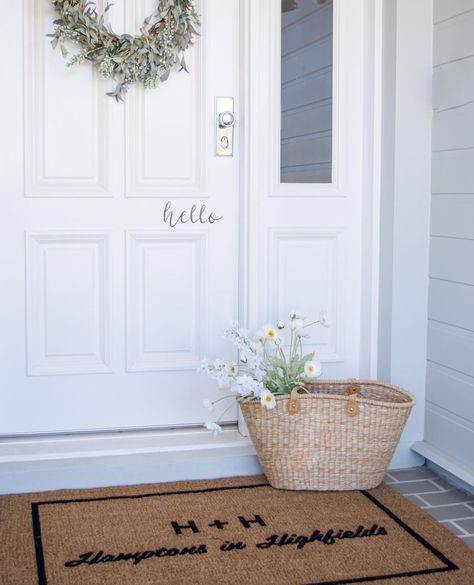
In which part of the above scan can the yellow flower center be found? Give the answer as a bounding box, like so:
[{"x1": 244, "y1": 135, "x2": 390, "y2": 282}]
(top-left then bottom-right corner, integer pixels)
[
  {"x1": 267, "y1": 330, "x2": 275, "y2": 338},
  {"x1": 264, "y1": 395, "x2": 272, "y2": 402}
]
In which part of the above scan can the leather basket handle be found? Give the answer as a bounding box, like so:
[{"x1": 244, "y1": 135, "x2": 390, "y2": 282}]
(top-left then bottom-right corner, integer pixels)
[
  {"x1": 346, "y1": 383, "x2": 361, "y2": 417},
  {"x1": 288, "y1": 386, "x2": 307, "y2": 415}
]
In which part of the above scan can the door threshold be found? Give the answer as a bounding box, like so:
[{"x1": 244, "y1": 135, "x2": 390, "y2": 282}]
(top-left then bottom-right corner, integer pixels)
[
  {"x1": 0, "y1": 425, "x2": 253, "y2": 464},
  {"x1": 0, "y1": 426, "x2": 262, "y2": 494}
]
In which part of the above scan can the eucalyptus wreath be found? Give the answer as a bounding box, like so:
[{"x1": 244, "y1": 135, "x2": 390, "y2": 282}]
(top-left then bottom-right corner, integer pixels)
[{"x1": 49, "y1": 0, "x2": 200, "y2": 100}]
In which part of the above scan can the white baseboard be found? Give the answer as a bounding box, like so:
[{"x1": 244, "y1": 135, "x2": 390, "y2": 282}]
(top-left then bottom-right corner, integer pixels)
[
  {"x1": 0, "y1": 427, "x2": 421, "y2": 494},
  {"x1": 412, "y1": 440, "x2": 474, "y2": 489}
]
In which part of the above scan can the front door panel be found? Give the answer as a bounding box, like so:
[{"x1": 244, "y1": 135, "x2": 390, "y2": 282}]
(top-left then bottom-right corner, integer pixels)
[{"x1": 0, "y1": 0, "x2": 240, "y2": 434}]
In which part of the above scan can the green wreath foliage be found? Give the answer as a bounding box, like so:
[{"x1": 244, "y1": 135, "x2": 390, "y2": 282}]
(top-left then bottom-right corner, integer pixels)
[{"x1": 49, "y1": 0, "x2": 200, "y2": 100}]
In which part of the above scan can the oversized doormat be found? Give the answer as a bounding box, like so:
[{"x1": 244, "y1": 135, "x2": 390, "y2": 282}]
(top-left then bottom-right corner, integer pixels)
[{"x1": 0, "y1": 476, "x2": 473, "y2": 585}]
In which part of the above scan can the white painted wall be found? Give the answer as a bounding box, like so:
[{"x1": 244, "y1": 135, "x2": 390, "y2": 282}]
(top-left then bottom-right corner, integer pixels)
[{"x1": 420, "y1": 0, "x2": 474, "y2": 479}]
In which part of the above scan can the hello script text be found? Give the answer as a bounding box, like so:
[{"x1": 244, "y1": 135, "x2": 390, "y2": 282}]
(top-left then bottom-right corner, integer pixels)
[{"x1": 163, "y1": 201, "x2": 223, "y2": 228}]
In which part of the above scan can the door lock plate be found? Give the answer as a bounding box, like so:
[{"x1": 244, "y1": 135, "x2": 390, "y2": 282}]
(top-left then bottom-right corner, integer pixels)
[{"x1": 216, "y1": 97, "x2": 234, "y2": 157}]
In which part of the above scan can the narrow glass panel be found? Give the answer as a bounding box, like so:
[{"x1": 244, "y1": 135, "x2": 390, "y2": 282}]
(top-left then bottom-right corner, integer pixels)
[{"x1": 281, "y1": 0, "x2": 333, "y2": 183}]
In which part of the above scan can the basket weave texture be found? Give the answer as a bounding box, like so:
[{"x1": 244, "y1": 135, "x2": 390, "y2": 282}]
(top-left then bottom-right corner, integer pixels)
[{"x1": 240, "y1": 380, "x2": 415, "y2": 491}]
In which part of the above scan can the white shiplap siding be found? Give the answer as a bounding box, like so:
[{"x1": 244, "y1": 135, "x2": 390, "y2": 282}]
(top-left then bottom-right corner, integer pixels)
[{"x1": 427, "y1": 0, "x2": 474, "y2": 467}]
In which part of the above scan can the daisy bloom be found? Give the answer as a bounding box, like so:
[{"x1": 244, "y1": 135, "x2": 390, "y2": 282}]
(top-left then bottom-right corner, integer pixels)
[
  {"x1": 260, "y1": 390, "x2": 276, "y2": 410},
  {"x1": 205, "y1": 421, "x2": 222, "y2": 437},
  {"x1": 264, "y1": 324, "x2": 279, "y2": 342},
  {"x1": 304, "y1": 360, "x2": 322, "y2": 378}
]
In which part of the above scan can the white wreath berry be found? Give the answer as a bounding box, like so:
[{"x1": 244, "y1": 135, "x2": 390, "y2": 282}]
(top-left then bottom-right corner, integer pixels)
[{"x1": 49, "y1": 0, "x2": 200, "y2": 100}]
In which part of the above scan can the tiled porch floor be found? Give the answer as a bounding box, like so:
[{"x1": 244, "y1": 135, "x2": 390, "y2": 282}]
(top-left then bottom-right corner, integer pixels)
[{"x1": 385, "y1": 466, "x2": 474, "y2": 550}]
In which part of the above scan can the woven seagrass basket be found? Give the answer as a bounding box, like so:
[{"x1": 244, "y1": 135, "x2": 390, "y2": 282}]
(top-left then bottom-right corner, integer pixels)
[{"x1": 239, "y1": 380, "x2": 415, "y2": 491}]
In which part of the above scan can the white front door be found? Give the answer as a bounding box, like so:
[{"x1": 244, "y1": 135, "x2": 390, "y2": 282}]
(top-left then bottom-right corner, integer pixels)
[
  {"x1": 0, "y1": 0, "x2": 241, "y2": 434},
  {"x1": 0, "y1": 0, "x2": 374, "y2": 437}
]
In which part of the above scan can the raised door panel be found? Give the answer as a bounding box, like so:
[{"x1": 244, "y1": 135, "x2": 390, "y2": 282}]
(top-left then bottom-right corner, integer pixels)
[
  {"x1": 26, "y1": 232, "x2": 111, "y2": 375},
  {"x1": 269, "y1": 229, "x2": 342, "y2": 360},
  {"x1": 126, "y1": 0, "x2": 205, "y2": 196},
  {"x1": 127, "y1": 232, "x2": 204, "y2": 371},
  {"x1": 24, "y1": 0, "x2": 122, "y2": 197}
]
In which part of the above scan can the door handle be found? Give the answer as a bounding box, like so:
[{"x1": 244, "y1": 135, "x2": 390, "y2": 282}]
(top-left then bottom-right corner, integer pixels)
[
  {"x1": 218, "y1": 111, "x2": 235, "y2": 128},
  {"x1": 216, "y1": 97, "x2": 234, "y2": 156}
]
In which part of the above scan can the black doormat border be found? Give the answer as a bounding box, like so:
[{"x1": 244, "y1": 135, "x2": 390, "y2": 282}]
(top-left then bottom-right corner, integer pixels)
[{"x1": 30, "y1": 482, "x2": 458, "y2": 585}]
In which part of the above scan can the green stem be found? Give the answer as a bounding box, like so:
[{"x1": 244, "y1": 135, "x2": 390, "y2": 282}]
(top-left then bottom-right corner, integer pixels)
[
  {"x1": 278, "y1": 346, "x2": 286, "y2": 362},
  {"x1": 303, "y1": 319, "x2": 321, "y2": 329},
  {"x1": 211, "y1": 394, "x2": 235, "y2": 406},
  {"x1": 216, "y1": 399, "x2": 238, "y2": 423}
]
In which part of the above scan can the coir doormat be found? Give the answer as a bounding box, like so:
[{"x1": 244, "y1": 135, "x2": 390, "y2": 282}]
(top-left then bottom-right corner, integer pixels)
[{"x1": 0, "y1": 476, "x2": 473, "y2": 585}]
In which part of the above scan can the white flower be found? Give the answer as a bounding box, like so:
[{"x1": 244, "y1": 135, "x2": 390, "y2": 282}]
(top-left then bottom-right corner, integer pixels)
[
  {"x1": 197, "y1": 358, "x2": 210, "y2": 373},
  {"x1": 205, "y1": 421, "x2": 222, "y2": 437},
  {"x1": 304, "y1": 360, "x2": 322, "y2": 379},
  {"x1": 203, "y1": 399, "x2": 214, "y2": 412},
  {"x1": 277, "y1": 320, "x2": 285, "y2": 330},
  {"x1": 260, "y1": 390, "x2": 276, "y2": 410},
  {"x1": 264, "y1": 324, "x2": 279, "y2": 342},
  {"x1": 225, "y1": 364, "x2": 237, "y2": 376},
  {"x1": 230, "y1": 375, "x2": 265, "y2": 398},
  {"x1": 198, "y1": 358, "x2": 238, "y2": 389},
  {"x1": 319, "y1": 309, "x2": 330, "y2": 328},
  {"x1": 290, "y1": 311, "x2": 299, "y2": 320}
]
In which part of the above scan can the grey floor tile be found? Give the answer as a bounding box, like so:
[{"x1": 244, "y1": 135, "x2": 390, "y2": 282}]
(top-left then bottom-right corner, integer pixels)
[
  {"x1": 456, "y1": 518, "x2": 474, "y2": 535},
  {"x1": 405, "y1": 494, "x2": 430, "y2": 508},
  {"x1": 460, "y1": 535, "x2": 474, "y2": 550},
  {"x1": 421, "y1": 490, "x2": 474, "y2": 506},
  {"x1": 389, "y1": 465, "x2": 474, "y2": 550},
  {"x1": 425, "y1": 503, "x2": 474, "y2": 521},
  {"x1": 429, "y1": 477, "x2": 455, "y2": 491},
  {"x1": 440, "y1": 521, "x2": 466, "y2": 537},
  {"x1": 390, "y1": 479, "x2": 444, "y2": 495},
  {"x1": 389, "y1": 467, "x2": 436, "y2": 481},
  {"x1": 384, "y1": 473, "x2": 397, "y2": 484}
]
